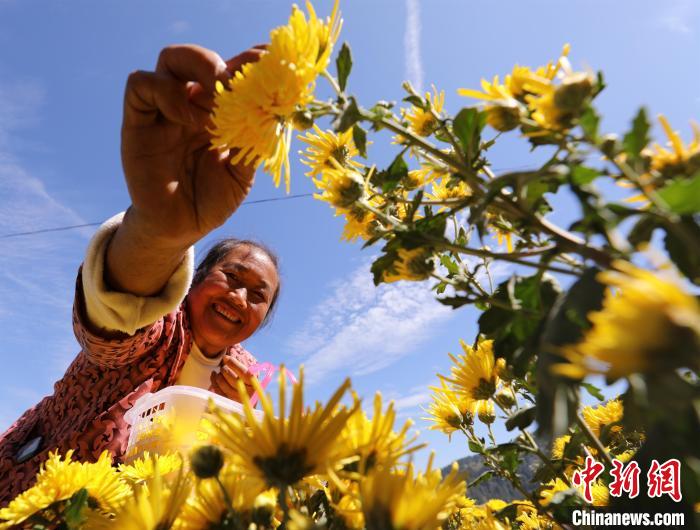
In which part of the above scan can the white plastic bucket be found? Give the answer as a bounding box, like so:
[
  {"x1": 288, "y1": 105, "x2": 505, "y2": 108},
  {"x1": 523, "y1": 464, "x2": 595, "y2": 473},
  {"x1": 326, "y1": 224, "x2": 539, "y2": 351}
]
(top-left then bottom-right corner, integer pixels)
[{"x1": 123, "y1": 385, "x2": 262, "y2": 463}]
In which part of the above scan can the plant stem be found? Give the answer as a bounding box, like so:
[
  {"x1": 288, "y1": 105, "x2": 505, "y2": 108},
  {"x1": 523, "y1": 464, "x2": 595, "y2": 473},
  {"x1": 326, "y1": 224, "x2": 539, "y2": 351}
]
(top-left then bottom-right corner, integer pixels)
[{"x1": 575, "y1": 412, "x2": 615, "y2": 468}]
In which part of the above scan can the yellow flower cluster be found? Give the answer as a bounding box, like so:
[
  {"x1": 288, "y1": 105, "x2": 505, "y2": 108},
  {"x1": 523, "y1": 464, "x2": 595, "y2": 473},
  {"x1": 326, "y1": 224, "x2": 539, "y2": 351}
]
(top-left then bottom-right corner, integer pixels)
[
  {"x1": 459, "y1": 44, "x2": 597, "y2": 133},
  {"x1": 209, "y1": 0, "x2": 341, "y2": 192},
  {"x1": 426, "y1": 338, "x2": 507, "y2": 434}
]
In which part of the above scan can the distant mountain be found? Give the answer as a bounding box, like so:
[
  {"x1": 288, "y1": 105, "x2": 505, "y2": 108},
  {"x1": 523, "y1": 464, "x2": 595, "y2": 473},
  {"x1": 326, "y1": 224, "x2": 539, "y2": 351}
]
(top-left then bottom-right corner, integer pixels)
[{"x1": 442, "y1": 443, "x2": 545, "y2": 504}]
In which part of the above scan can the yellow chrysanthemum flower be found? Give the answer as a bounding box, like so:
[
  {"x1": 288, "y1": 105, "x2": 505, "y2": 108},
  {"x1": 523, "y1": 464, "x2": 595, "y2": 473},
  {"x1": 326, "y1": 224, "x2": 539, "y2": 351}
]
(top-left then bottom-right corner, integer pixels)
[
  {"x1": 551, "y1": 435, "x2": 572, "y2": 460},
  {"x1": 89, "y1": 470, "x2": 191, "y2": 530},
  {"x1": 324, "y1": 481, "x2": 365, "y2": 529},
  {"x1": 650, "y1": 115, "x2": 700, "y2": 179},
  {"x1": 176, "y1": 466, "x2": 266, "y2": 530},
  {"x1": 359, "y1": 457, "x2": 465, "y2": 530},
  {"x1": 382, "y1": 247, "x2": 436, "y2": 283},
  {"x1": 341, "y1": 393, "x2": 424, "y2": 474},
  {"x1": 119, "y1": 452, "x2": 183, "y2": 486},
  {"x1": 299, "y1": 125, "x2": 362, "y2": 176},
  {"x1": 404, "y1": 163, "x2": 447, "y2": 190},
  {"x1": 554, "y1": 261, "x2": 700, "y2": 379},
  {"x1": 208, "y1": 366, "x2": 359, "y2": 489},
  {"x1": 313, "y1": 165, "x2": 366, "y2": 210},
  {"x1": 0, "y1": 451, "x2": 130, "y2": 528},
  {"x1": 582, "y1": 399, "x2": 623, "y2": 439},
  {"x1": 539, "y1": 478, "x2": 608, "y2": 508},
  {"x1": 516, "y1": 510, "x2": 562, "y2": 530},
  {"x1": 424, "y1": 377, "x2": 473, "y2": 437},
  {"x1": 210, "y1": 0, "x2": 342, "y2": 192},
  {"x1": 403, "y1": 86, "x2": 445, "y2": 137},
  {"x1": 426, "y1": 176, "x2": 471, "y2": 204},
  {"x1": 446, "y1": 339, "x2": 502, "y2": 402},
  {"x1": 341, "y1": 207, "x2": 380, "y2": 242}
]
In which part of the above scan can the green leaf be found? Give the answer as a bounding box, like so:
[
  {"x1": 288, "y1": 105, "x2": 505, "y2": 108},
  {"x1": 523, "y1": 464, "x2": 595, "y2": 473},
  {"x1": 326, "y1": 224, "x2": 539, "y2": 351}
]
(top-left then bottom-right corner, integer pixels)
[
  {"x1": 579, "y1": 106, "x2": 600, "y2": 140},
  {"x1": 403, "y1": 95, "x2": 425, "y2": 108},
  {"x1": 657, "y1": 173, "x2": 700, "y2": 215},
  {"x1": 375, "y1": 153, "x2": 408, "y2": 193},
  {"x1": 437, "y1": 295, "x2": 473, "y2": 309},
  {"x1": 335, "y1": 42, "x2": 352, "y2": 92},
  {"x1": 467, "y1": 470, "x2": 494, "y2": 488},
  {"x1": 468, "y1": 440, "x2": 484, "y2": 454},
  {"x1": 440, "y1": 254, "x2": 460, "y2": 275},
  {"x1": 505, "y1": 405, "x2": 537, "y2": 431},
  {"x1": 64, "y1": 488, "x2": 89, "y2": 529},
  {"x1": 627, "y1": 216, "x2": 659, "y2": 247},
  {"x1": 581, "y1": 382, "x2": 604, "y2": 401},
  {"x1": 622, "y1": 107, "x2": 651, "y2": 160},
  {"x1": 370, "y1": 252, "x2": 397, "y2": 286},
  {"x1": 352, "y1": 124, "x2": 368, "y2": 158},
  {"x1": 452, "y1": 108, "x2": 486, "y2": 161},
  {"x1": 664, "y1": 217, "x2": 700, "y2": 285},
  {"x1": 334, "y1": 97, "x2": 361, "y2": 133},
  {"x1": 570, "y1": 165, "x2": 600, "y2": 186}
]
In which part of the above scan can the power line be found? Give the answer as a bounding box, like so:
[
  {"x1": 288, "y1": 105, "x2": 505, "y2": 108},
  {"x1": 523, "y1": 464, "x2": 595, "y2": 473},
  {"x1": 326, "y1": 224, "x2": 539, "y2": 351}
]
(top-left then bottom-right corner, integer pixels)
[{"x1": 0, "y1": 193, "x2": 314, "y2": 240}]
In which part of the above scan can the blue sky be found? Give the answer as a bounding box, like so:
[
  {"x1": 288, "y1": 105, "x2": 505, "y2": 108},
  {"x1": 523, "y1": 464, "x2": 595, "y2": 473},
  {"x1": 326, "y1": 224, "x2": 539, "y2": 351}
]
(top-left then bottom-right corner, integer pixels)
[{"x1": 0, "y1": 0, "x2": 698, "y2": 469}]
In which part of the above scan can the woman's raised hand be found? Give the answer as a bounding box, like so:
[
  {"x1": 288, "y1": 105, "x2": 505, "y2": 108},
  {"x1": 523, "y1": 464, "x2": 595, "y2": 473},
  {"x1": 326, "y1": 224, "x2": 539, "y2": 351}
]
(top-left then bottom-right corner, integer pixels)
[
  {"x1": 121, "y1": 44, "x2": 264, "y2": 246},
  {"x1": 105, "y1": 44, "x2": 265, "y2": 297}
]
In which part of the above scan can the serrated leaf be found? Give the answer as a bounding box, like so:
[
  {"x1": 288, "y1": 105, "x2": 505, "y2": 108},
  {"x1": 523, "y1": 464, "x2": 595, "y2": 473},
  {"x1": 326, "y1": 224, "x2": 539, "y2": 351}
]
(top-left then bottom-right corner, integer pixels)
[
  {"x1": 377, "y1": 153, "x2": 408, "y2": 193},
  {"x1": 622, "y1": 107, "x2": 650, "y2": 160},
  {"x1": 664, "y1": 218, "x2": 700, "y2": 285},
  {"x1": 370, "y1": 253, "x2": 397, "y2": 286},
  {"x1": 352, "y1": 124, "x2": 368, "y2": 158},
  {"x1": 505, "y1": 406, "x2": 537, "y2": 431},
  {"x1": 657, "y1": 173, "x2": 700, "y2": 215},
  {"x1": 335, "y1": 42, "x2": 352, "y2": 92},
  {"x1": 334, "y1": 97, "x2": 361, "y2": 133}
]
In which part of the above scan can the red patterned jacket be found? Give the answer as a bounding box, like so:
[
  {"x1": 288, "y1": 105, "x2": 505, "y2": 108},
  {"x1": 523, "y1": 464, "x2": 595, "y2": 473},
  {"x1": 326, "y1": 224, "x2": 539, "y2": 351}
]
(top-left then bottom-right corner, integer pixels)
[{"x1": 0, "y1": 269, "x2": 257, "y2": 505}]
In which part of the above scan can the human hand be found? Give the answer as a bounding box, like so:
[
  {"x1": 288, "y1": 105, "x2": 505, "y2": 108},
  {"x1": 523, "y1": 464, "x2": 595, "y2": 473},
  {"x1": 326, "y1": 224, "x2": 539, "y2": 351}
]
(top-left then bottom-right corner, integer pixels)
[
  {"x1": 121, "y1": 44, "x2": 265, "y2": 247},
  {"x1": 209, "y1": 353, "x2": 258, "y2": 404}
]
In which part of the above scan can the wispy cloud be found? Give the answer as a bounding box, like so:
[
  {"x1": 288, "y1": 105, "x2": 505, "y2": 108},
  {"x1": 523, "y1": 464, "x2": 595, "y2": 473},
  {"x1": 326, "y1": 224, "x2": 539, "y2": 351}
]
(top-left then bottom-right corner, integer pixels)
[
  {"x1": 287, "y1": 260, "x2": 454, "y2": 384},
  {"x1": 169, "y1": 20, "x2": 190, "y2": 34},
  {"x1": 658, "y1": 0, "x2": 698, "y2": 34},
  {"x1": 404, "y1": 0, "x2": 423, "y2": 93}
]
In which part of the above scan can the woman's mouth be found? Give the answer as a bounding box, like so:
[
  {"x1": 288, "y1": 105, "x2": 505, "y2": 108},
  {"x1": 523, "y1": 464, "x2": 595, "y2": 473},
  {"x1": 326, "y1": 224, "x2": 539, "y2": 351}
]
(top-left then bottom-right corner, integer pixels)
[{"x1": 212, "y1": 302, "x2": 242, "y2": 325}]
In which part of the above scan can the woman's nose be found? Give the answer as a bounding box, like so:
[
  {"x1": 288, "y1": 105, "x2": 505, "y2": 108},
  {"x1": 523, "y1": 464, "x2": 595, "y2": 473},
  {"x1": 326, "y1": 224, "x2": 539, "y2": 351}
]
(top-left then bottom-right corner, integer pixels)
[{"x1": 228, "y1": 287, "x2": 247, "y2": 309}]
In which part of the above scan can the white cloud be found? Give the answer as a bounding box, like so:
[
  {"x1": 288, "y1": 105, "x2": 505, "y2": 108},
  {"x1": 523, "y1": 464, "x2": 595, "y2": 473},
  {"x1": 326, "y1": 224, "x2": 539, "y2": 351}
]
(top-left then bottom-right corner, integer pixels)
[
  {"x1": 659, "y1": 0, "x2": 698, "y2": 34},
  {"x1": 169, "y1": 20, "x2": 190, "y2": 34},
  {"x1": 404, "y1": 0, "x2": 423, "y2": 93},
  {"x1": 287, "y1": 260, "x2": 455, "y2": 384}
]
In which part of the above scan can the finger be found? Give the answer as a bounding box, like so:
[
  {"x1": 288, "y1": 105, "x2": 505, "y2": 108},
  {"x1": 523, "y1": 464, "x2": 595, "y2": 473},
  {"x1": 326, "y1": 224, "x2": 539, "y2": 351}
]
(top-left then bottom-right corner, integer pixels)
[
  {"x1": 225, "y1": 47, "x2": 265, "y2": 76},
  {"x1": 123, "y1": 70, "x2": 198, "y2": 128},
  {"x1": 156, "y1": 44, "x2": 228, "y2": 94},
  {"x1": 210, "y1": 371, "x2": 243, "y2": 401}
]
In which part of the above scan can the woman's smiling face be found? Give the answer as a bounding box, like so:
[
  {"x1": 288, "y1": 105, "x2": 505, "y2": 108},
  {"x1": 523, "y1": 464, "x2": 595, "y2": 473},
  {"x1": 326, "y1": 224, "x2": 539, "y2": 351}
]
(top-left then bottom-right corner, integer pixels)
[{"x1": 187, "y1": 244, "x2": 279, "y2": 356}]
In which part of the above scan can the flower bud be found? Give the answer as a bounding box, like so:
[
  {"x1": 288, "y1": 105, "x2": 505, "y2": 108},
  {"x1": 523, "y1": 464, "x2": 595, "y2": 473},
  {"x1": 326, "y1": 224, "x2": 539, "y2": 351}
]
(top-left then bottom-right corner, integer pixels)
[
  {"x1": 554, "y1": 72, "x2": 594, "y2": 112},
  {"x1": 485, "y1": 100, "x2": 524, "y2": 132},
  {"x1": 331, "y1": 171, "x2": 365, "y2": 209},
  {"x1": 476, "y1": 400, "x2": 496, "y2": 425},
  {"x1": 600, "y1": 134, "x2": 620, "y2": 159},
  {"x1": 190, "y1": 444, "x2": 224, "y2": 479},
  {"x1": 292, "y1": 110, "x2": 315, "y2": 131},
  {"x1": 252, "y1": 490, "x2": 277, "y2": 526},
  {"x1": 494, "y1": 388, "x2": 516, "y2": 409}
]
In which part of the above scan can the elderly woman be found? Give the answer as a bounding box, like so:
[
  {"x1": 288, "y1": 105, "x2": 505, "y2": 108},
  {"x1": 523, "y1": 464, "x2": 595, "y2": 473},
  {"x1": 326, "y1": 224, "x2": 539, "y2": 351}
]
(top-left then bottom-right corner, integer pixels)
[{"x1": 0, "y1": 44, "x2": 278, "y2": 503}]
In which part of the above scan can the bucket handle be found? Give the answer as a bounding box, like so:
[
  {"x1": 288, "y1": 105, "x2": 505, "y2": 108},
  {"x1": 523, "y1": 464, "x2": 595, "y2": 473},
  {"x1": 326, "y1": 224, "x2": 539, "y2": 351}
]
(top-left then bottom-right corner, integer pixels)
[{"x1": 247, "y1": 362, "x2": 298, "y2": 408}]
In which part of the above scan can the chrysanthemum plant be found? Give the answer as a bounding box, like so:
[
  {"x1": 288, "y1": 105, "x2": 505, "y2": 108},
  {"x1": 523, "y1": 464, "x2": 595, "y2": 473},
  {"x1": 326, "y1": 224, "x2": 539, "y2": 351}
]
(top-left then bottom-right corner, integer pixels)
[{"x1": 4, "y1": 2, "x2": 700, "y2": 528}]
